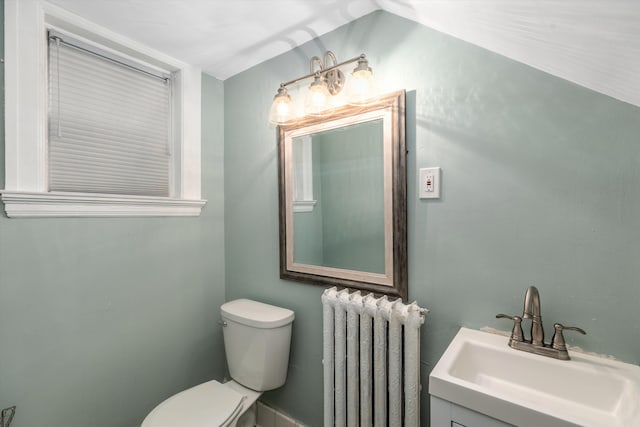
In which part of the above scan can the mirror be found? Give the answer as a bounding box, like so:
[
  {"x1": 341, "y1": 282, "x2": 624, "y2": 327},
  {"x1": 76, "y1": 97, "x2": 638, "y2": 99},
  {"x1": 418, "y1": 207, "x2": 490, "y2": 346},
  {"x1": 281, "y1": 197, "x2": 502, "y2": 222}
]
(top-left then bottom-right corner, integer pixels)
[{"x1": 278, "y1": 91, "x2": 407, "y2": 300}]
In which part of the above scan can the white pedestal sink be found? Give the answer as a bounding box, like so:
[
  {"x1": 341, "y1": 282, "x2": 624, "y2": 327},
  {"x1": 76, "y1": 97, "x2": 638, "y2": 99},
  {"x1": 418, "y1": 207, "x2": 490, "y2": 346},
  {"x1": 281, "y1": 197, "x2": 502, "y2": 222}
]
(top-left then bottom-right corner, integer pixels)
[{"x1": 429, "y1": 328, "x2": 640, "y2": 427}]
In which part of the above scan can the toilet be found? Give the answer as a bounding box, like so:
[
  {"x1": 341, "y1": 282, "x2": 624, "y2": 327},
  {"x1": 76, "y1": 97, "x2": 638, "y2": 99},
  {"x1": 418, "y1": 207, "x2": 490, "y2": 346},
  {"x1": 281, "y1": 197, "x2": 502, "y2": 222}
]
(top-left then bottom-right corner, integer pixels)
[{"x1": 142, "y1": 299, "x2": 295, "y2": 427}]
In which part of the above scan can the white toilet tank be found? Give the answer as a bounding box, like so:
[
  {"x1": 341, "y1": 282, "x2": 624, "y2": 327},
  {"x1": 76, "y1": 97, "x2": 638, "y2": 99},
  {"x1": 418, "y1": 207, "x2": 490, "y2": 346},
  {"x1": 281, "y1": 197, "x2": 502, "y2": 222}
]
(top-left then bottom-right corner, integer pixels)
[{"x1": 221, "y1": 299, "x2": 294, "y2": 391}]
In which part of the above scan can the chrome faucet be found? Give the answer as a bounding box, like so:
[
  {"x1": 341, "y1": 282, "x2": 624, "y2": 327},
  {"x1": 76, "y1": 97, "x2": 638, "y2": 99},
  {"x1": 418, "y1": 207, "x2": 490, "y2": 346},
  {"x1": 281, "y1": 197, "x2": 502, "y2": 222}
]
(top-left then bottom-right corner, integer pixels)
[
  {"x1": 522, "y1": 286, "x2": 544, "y2": 346},
  {"x1": 497, "y1": 286, "x2": 586, "y2": 360}
]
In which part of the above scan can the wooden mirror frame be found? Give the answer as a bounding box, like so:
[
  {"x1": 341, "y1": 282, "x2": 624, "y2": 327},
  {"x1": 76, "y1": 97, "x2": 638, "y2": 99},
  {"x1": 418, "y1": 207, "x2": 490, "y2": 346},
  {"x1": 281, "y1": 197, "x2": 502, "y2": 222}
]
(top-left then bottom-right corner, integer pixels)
[{"x1": 277, "y1": 90, "x2": 407, "y2": 300}]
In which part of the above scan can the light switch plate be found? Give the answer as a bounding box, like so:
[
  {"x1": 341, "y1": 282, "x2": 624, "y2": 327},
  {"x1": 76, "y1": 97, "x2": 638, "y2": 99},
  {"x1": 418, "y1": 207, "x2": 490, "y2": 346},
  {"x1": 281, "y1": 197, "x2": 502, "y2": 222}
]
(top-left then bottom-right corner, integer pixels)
[{"x1": 419, "y1": 167, "x2": 441, "y2": 199}]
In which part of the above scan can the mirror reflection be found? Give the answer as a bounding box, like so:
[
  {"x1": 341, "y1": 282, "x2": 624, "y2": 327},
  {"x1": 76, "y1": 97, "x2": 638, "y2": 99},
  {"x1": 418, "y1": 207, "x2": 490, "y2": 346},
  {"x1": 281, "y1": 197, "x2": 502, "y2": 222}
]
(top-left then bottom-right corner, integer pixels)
[{"x1": 292, "y1": 120, "x2": 385, "y2": 274}]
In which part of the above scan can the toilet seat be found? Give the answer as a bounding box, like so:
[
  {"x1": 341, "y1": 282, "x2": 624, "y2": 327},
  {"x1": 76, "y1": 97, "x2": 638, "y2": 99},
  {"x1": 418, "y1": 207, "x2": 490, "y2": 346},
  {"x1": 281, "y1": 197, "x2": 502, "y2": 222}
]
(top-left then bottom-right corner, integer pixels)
[{"x1": 142, "y1": 380, "x2": 245, "y2": 427}]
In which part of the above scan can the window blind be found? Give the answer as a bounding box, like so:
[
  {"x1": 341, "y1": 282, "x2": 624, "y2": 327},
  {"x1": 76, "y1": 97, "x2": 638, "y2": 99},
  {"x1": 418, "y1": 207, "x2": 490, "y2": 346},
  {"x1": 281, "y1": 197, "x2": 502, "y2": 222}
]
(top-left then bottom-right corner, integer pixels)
[{"x1": 48, "y1": 35, "x2": 172, "y2": 197}]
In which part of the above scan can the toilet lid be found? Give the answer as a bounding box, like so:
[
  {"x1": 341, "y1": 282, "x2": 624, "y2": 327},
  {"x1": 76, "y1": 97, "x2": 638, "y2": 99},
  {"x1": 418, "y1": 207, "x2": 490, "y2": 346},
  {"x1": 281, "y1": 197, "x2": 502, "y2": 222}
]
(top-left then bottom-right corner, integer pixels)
[{"x1": 142, "y1": 380, "x2": 245, "y2": 427}]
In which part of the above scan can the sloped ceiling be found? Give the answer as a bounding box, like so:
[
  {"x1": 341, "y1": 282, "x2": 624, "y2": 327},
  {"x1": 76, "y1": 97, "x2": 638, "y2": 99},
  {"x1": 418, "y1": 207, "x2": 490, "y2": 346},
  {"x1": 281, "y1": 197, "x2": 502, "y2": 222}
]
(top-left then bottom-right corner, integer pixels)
[{"x1": 47, "y1": 0, "x2": 640, "y2": 107}]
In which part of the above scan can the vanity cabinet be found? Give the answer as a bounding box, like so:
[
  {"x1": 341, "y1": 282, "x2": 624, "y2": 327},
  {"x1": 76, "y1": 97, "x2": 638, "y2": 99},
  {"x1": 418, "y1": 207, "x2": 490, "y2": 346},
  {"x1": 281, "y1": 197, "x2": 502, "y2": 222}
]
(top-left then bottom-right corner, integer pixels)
[{"x1": 431, "y1": 396, "x2": 514, "y2": 427}]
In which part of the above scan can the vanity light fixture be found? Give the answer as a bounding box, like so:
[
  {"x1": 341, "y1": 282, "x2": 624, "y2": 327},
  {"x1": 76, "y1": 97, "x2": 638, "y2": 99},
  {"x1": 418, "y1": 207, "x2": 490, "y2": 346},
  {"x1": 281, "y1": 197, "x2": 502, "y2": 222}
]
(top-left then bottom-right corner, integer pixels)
[{"x1": 268, "y1": 51, "x2": 375, "y2": 125}]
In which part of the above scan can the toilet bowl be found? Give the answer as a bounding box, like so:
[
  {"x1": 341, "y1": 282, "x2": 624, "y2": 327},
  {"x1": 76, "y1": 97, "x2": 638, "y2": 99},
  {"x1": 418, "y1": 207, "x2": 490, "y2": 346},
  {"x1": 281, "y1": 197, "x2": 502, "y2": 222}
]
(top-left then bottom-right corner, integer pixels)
[
  {"x1": 142, "y1": 380, "x2": 247, "y2": 427},
  {"x1": 142, "y1": 299, "x2": 294, "y2": 427}
]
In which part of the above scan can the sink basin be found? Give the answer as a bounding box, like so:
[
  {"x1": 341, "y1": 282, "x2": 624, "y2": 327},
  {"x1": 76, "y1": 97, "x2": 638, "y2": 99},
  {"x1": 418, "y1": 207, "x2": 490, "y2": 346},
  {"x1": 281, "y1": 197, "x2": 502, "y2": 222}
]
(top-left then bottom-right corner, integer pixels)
[{"x1": 430, "y1": 328, "x2": 640, "y2": 427}]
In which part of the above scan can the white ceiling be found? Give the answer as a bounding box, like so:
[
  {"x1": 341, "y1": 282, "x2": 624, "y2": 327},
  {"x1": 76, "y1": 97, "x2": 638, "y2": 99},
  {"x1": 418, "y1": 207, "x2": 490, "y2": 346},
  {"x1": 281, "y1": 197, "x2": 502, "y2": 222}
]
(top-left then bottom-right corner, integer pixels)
[{"x1": 47, "y1": 0, "x2": 640, "y2": 107}]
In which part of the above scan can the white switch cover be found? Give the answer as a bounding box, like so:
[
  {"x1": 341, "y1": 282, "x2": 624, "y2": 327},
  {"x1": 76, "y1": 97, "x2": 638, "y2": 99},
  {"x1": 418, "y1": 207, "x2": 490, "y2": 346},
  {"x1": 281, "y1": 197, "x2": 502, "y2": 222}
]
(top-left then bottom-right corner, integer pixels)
[{"x1": 419, "y1": 167, "x2": 441, "y2": 199}]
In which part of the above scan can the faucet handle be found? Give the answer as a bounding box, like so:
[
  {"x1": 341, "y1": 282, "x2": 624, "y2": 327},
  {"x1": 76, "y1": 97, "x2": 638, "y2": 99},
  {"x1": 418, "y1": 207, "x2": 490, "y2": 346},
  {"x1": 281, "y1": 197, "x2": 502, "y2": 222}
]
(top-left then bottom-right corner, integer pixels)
[
  {"x1": 551, "y1": 323, "x2": 586, "y2": 352},
  {"x1": 496, "y1": 314, "x2": 524, "y2": 343}
]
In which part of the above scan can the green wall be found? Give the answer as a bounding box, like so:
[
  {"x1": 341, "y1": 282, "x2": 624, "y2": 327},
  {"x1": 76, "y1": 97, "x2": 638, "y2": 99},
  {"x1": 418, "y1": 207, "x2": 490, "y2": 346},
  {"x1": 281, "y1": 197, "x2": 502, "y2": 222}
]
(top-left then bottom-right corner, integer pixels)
[
  {"x1": 225, "y1": 11, "x2": 640, "y2": 426},
  {"x1": 0, "y1": 4, "x2": 228, "y2": 423}
]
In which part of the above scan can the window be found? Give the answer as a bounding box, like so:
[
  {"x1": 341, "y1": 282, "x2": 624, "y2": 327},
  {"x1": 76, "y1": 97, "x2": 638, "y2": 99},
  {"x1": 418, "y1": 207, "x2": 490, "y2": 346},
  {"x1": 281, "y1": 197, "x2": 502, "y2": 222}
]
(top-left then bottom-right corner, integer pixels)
[
  {"x1": 48, "y1": 32, "x2": 173, "y2": 197},
  {"x1": 1, "y1": 0, "x2": 205, "y2": 217},
  {"x1": 292, "y1": 135, "x2": 317, "y2": 213}
]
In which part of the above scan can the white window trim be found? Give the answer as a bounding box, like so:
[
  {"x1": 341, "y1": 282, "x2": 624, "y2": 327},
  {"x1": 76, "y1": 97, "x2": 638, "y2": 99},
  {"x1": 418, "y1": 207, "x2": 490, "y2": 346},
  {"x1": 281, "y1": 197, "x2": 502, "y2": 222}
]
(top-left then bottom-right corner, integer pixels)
[
  {"x1": 1, "y1": 0, "x2": 206, "y2": 217},
  {"x1": 292, "y1": 135, "x2": 317, "y2": 213}
]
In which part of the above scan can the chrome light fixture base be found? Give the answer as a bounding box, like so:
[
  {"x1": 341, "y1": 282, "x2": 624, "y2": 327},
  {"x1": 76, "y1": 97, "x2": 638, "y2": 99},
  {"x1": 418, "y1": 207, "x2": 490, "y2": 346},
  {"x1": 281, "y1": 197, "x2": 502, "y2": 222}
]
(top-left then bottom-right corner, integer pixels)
[{"x1": 325, "y1": 68, "x2": 345, "y2": 95}]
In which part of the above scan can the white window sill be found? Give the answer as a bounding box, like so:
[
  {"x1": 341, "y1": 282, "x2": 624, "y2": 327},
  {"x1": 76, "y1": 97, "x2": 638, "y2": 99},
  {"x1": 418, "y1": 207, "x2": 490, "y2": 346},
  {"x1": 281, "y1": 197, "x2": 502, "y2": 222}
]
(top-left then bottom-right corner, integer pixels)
[
  {"x1": 0, "y1": 191, "x2": 206, "y2": 218},
  {"x1": 293, "y1": 200, "x2": 317, "y2": 213}
]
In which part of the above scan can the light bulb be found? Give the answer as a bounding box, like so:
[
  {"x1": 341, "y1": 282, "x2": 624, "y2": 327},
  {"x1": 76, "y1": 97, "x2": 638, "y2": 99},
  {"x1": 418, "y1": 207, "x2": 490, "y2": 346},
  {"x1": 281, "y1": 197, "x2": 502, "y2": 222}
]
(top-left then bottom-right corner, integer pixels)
[
  {"x1": 268, "y1": 87, "x2": 293, "y2": 125},
  {"x1": 304, "y1": 74, "x2": 331, "y2": 116},
  {"x1": 347, "y1": 57, "x2": 375, "y2": 105}
]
